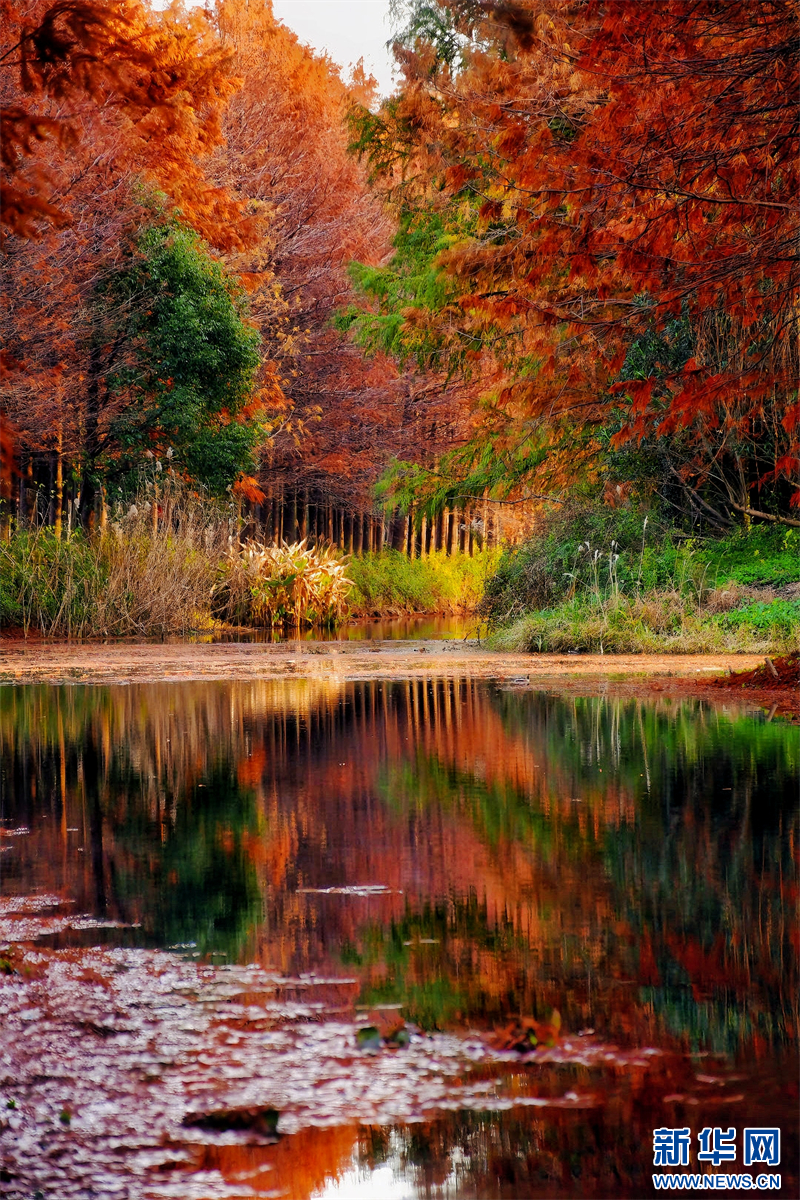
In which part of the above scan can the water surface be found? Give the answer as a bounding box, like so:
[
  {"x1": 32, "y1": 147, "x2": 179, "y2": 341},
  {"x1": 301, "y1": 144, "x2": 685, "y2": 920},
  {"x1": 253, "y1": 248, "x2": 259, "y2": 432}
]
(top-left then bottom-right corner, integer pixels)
[
  {"x1": 203, "y1": 614, "x2": 473, "y2": 642},
  {"x1": 0, "y1": 679, "x2": 797, "y2": 1198}
]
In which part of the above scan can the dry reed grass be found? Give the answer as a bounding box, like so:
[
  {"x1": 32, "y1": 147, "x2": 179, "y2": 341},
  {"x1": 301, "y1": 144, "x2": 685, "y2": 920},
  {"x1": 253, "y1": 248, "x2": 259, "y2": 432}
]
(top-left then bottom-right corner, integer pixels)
[{"x1": 1, "y1": 478, "x2": 230, "y2": 637}]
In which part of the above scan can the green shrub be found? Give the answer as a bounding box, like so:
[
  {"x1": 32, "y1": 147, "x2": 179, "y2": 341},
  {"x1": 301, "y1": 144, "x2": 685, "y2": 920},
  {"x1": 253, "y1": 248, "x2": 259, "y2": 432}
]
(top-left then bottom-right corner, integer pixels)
[
  {"x1": 715, "y1": 598, "x2": 800, "y2": 637},
  {"x1": 482, "y1": 501, "x2": 703, "y2": 622},
  {"x1": 482, "y1": 497, "x2": 799, "y2": 630},
  {"x1": 699, "y1": 525, "x2": 800, "y2": 588}
]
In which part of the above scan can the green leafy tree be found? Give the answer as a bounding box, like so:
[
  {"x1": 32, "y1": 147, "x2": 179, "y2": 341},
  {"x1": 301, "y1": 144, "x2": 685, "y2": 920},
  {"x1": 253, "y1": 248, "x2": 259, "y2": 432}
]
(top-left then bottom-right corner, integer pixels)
[{"x1": 106, "y1": 219, "x2": 263, "y2": 494}]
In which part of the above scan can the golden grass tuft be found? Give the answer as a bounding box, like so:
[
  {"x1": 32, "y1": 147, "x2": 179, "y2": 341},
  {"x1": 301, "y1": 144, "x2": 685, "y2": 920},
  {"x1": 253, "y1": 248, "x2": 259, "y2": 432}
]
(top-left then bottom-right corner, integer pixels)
[{"x1": 215, "y1": 538, "x2": 351, "y2": 629}]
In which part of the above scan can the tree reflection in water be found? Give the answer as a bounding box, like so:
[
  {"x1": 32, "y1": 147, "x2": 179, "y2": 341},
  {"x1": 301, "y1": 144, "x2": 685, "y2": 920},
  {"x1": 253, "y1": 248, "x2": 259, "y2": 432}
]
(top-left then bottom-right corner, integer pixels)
[{"x1": 0, "y1": 679, "x2": 797, "y2": 1198}]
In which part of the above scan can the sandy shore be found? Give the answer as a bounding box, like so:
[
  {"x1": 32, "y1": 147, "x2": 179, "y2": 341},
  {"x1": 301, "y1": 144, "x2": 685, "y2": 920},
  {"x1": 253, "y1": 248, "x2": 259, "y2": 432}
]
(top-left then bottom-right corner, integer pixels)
[{"x1": 0, "y1": 638, "x2": 769, "y2": 688}]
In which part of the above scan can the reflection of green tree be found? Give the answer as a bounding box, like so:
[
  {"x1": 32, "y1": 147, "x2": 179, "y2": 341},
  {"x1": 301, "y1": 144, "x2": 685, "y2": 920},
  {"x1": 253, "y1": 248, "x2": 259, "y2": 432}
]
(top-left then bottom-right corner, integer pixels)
[
  {"x1": 344, "y1": 895, "x2": 531, "y2": 1029},
  {"x1": 366, "y1": 756, "x2": 594, "y2": 1028},
  {"x1": 111, "y1": 765, "x2": 263, "y2": 960},
  {"x1": 603, "y1": 812, "x2": 795, "y2": 1053},
  {"x1": 0, "y1": 684, "x2": 107, "y2": 767},
  {"x1": 379, "y1": 755, "x2": 585, "y2": 857},
  {"x1": 496, "y1": 695, "x2": 798, "y2": 1051},
  {"x1": 493, "y1": 691, "x2": 797, "y2": 806},
  {"x1": 0, "y1": 685, "x2": 264, "y2": 962}
]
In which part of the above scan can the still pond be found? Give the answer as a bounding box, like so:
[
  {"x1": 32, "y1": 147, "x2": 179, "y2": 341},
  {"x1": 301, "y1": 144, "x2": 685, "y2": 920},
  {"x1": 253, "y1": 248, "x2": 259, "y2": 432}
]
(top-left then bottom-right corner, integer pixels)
[{"x1": 0, "y1": 675, "x2": 797, "y2": 1198}]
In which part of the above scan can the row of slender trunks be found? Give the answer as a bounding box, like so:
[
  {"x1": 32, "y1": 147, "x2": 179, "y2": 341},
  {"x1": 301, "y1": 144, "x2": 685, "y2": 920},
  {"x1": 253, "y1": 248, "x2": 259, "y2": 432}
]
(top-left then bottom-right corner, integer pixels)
[{"x1": 4, "y1": 462, "x2": 503, "y2": 556}]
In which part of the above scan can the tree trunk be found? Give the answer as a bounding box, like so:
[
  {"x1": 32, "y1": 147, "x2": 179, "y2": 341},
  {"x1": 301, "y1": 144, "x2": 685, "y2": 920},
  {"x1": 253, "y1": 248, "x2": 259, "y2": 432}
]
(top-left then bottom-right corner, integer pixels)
[
  {"x1": 267, "y1": 493, "x2": 274, "y2": 544},
  {"x1": 17, "y1": 456, "x2": 27, "y2": 524},
  {"x1": 414, "y1": 517, "x2": 423, "y2": 559},
  {"x1": 78, "y1": 342, "x2": 104, "y2": 527},
  {"x1": 435, "y1": 509, "x2": 444, "y2": 553},
  {"x1": 390, "y1": 508, "x2": 405, "y2": 552},
  {"x1": 287, "y1": 492, "x2": 297, "y2": 543},
  {"x1": 299, "y1": 491, "x2": 308, "y2": 541}
]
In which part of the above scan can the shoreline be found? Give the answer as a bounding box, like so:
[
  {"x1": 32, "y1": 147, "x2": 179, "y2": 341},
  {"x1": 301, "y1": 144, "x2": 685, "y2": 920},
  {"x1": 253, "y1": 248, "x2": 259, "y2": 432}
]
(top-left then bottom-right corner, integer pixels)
[{"x1": 1, "y1": 640, "x2": 795, "y2": 714}]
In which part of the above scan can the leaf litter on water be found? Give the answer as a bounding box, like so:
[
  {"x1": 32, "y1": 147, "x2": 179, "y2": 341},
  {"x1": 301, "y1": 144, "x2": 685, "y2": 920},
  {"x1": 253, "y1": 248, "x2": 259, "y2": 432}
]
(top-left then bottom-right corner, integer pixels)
[{"x1": 0, "y1": 904, "x2": 676, "y2": 1199}]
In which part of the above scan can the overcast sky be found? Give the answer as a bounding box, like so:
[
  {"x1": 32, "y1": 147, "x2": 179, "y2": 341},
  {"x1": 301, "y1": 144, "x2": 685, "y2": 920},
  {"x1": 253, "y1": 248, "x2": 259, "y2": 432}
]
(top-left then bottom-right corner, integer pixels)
[{"x1": 272, "y1": 0, "x2": 397, "y2": 96}]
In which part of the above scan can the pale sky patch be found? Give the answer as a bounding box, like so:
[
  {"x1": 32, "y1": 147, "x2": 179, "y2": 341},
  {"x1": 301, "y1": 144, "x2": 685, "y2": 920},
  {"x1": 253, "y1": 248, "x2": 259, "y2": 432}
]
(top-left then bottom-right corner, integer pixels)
[{"x1": 272, "y1": 0, "x2": 397, "y2": 96}]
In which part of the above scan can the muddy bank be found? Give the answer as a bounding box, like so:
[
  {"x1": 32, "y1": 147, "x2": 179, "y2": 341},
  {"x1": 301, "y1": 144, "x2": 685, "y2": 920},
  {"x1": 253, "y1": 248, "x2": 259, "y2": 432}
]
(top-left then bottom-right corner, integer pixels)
[
  {"x1": 681, "y1": 652, "x2": 800, "y2": 719},
  {"x1": 0, "y1": 638, "x2": 769, "y2": 687}
]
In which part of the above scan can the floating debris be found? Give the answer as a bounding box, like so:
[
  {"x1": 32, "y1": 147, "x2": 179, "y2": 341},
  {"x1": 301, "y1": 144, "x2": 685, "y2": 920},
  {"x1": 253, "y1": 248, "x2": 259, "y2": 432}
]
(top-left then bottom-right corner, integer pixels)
[{"x1": 297, "y1": 885, "x2": 402, "y2": 897}]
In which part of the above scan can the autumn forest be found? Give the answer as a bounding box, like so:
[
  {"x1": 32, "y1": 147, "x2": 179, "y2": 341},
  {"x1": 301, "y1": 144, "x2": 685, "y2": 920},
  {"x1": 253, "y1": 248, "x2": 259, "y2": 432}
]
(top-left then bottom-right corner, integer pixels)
[{"x1": 1, "y1": 0, "x2": 798, "y2": 646}]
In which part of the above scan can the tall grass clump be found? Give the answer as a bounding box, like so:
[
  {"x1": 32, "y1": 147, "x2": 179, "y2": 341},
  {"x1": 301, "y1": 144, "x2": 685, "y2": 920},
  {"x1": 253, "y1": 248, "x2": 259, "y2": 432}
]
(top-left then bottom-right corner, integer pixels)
[
  {"x1": 348, "y1": 548, "x2": 500, "y2": 616},
  {"x1": 214, "y1": 539, "x2": 351, "y2": 628},
  {"x1": 1, "y1": 528, "x2": 105, "y2": 637},
  {"x1": 1, "y1": 477, "x2": 228, "y2": 637}
]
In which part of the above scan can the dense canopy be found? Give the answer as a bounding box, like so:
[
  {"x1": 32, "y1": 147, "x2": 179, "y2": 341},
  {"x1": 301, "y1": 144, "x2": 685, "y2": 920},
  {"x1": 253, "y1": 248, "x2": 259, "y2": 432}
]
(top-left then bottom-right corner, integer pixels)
[{"x1": 1, "y1": 0, "x2": 797, "y2": 526}]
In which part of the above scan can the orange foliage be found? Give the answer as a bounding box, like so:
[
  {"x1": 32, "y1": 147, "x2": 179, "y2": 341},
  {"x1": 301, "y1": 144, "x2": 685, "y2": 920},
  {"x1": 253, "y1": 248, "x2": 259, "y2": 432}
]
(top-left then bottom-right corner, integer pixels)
[
  {"x1": 211, "y1": 0, "x2": 435, "y2": 508},
  {"x1": 1, "y1": 0, "x2": 255, "y2": 483},
  {"x1": 1, "y1": 0, "x2": 429, "y2": 514},
  {"x1": 232, "y1": 473, "x2": 267, "y2": 505},
  {"x1": 360, "y1": 0, "x2": 798, "y2": 506},
  {"x1": 1, "y1": 0, "x2": 245, "y2": 244}
]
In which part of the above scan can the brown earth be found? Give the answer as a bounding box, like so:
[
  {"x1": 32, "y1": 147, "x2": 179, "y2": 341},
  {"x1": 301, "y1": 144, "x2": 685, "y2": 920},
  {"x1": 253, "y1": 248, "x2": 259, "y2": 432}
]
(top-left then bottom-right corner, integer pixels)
[
  {"x1": 709, "y1": 650, "x2": 799, "y2": 689},
  {"x1": 683, "y1": 651, "x2": 800, "y2": 719}
]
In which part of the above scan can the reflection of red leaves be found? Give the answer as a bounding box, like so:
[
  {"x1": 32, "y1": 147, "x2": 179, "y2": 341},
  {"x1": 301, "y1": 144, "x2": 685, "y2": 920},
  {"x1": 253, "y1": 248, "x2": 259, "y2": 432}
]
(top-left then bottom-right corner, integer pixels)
[
  {"x1": 237, "y1": 747, "x2": 267, "y2": 787},
  {"x1": 638, "y1": 930, "x2": 660, "y2": 987},
  {"x1": 664, "y1": 931, "x2": 773, "y2": 998}
]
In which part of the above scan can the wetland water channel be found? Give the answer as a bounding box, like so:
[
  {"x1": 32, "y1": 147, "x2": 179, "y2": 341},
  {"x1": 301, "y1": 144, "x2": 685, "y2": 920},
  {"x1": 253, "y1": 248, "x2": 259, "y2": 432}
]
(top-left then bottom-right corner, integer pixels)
[{"x1": 0, "y1": 668, "x2": 797, "y2": 1198}]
